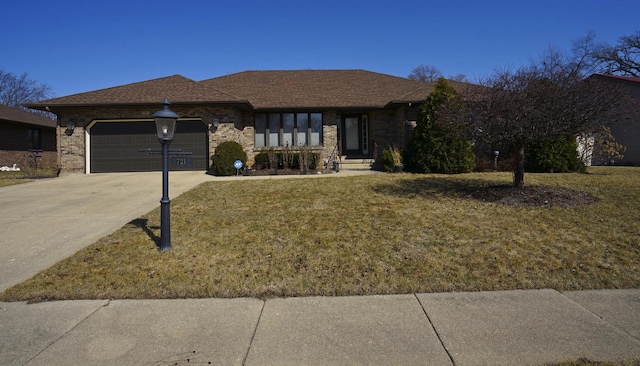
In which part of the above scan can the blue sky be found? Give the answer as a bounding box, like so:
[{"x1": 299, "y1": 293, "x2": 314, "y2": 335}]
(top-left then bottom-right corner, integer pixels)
[{"x1": 2, "y1": 0, "x2": 639, "y2": 98}]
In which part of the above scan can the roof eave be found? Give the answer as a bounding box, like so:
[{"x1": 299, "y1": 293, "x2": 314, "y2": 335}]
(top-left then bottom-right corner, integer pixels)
[
  {"x1": 385, "y1": 99, "x2": 426, "y2": 108},
  {"x1": 253, "y1": 104, "x2": 389, "y2": 111},
  {"x1": 0, "y1": 118, "x2": 56, "y2": 129},
  {"x1": 27, "y1": 100, "x2": 255, "y2": 111}
]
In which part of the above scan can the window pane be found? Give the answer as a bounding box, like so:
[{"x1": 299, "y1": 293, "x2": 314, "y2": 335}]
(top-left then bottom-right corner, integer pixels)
[
  {"x1": 310, "y1": 113, "x2": 322, "y2": 146},
  {"x1": 269, "y1": 114, "x2": 280, "y2": 147},
  {"x1": 35, "y1": 129, "x2": 41, "y2": 149},
  {"x1": 283, "y1": 113, "x2": 294, "y2": 147},
  {"x1": 254, "y1": 114, "x2": 266, "y2": 148},
  {"x1": 296, "y1": 113, "x2": 308, "y2": 146}
]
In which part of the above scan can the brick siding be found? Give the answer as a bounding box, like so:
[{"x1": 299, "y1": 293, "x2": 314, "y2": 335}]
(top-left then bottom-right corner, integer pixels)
[{"x1": 0, "y1": 121, "x2": 57, "y2": 170}]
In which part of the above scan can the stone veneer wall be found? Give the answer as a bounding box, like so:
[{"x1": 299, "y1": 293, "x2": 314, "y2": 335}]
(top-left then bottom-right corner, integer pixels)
[
  {"x1": 208, "y1": 110, "x2": 256, "y2": 165},
  {"x1": 321, "y1": 111, "x2": 339, "y2": 167},
  {"x1": 59, "y1": 124, "x2": 85, "y2": 173}
]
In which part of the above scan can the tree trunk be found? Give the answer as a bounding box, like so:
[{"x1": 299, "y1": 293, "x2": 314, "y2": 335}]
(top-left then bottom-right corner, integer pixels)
[{"x1": 513, "y1": 142, "x2": 525, "y2": 188}]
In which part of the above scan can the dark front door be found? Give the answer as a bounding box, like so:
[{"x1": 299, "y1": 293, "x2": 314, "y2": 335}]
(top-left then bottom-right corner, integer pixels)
[
  {"x1": 342, "y1": 116, "x2": 361, "y2": 155},
  {"x1": 341, "y1": 115, "x2": 370, "y2": 157}
]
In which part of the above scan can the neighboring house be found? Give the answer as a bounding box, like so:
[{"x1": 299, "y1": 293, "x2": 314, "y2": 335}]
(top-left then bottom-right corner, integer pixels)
[
  {"x1": 0, "y1": 104, "x2": 57, "y2": 170},
  {"x1": 589, "y1": 74, "x2": 640, "y2": 166},
  {"x1": 26, "y1": 70, "x2": 470, "y2": 174}
]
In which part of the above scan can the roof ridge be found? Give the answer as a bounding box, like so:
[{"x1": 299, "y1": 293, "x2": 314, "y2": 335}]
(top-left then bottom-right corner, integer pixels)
[
  {"x1": 33, "y1": 74, "x2": 192, "y2": 104},
  {"x1": 186, "y1": 76, "x2": 246, "y2": 102},
  {"x1": 201, "y1": 69, "x2": 415, "y2": 82},
  {"x1": 392, "y1": 83, "x2": 434, "y2": 102},
  {"x1": 27, "y1": 74, "x2": 250, "y2": 108}
]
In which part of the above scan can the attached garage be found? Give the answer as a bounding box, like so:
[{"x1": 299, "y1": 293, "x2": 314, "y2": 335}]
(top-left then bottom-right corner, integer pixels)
[{"x1": 89, "y1": 120, "x2": 208, "y2": 173}]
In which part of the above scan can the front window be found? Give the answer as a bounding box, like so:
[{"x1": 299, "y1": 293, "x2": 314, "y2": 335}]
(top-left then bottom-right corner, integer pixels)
[
  {"x1": 254, "y1": 112, "x2": 323, "y2": 147},
  {"x1": 268, "y1": 114, "x2": 280, "y2": 147},
  {"x1": 27, "y1": 128, "x2": 42, "y2": 150},
  {"x1": 283, "y1": 113, "x2": 294, "y2": 146},
  {"x1": 310, "y1": 113, "x2": 322, "y2": 146},
  {"x1": 296, "y1": 113, "x2": 308, "y2": 146},
  {"x1": 255, "y1": 114, "x2": 266, "y2": 148}
]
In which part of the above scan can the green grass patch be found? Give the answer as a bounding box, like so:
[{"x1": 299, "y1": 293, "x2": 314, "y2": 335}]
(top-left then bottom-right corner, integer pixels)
[{"x1": 2, "y1": 167, "x2": 639, "y2": 302}]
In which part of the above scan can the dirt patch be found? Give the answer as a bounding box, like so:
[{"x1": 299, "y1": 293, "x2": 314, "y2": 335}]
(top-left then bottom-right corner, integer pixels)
[{"x1": 462, "y1": 185, "x2": 597, "y2": 208}]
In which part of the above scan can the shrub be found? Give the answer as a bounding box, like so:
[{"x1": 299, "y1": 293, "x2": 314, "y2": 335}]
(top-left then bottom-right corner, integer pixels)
[
  {"x1": 381, "y1": 146, "x2": 403, "y2": 172},
  {"x1": 252, "y1": 148, "x2": 320, "y2": 172},
  {"x1": 211, "y1": 141, "x2": 247, "y2": 176},
  {"x1": 253, "y1": 152, "x2": 270, "y2": 170},
  {"x1": 525, "y1": 134, "x2": 585, "y2": 173}
]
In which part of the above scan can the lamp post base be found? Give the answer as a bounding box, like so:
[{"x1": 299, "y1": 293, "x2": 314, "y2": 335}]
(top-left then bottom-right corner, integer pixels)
[{"x1": 159, "y1": 140, "x2": 171, "y2": 251}]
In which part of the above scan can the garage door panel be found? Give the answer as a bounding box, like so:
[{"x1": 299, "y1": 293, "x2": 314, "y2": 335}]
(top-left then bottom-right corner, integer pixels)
[
  {"x1": 134, "y1": 135, "x2": 155, "y2": 145},
  {"x1": 120, "y1": 148, "x2": 138, "y2": 158},
  {"x1": 90, "y1": 120, "x2": 208, "y2": 173}
]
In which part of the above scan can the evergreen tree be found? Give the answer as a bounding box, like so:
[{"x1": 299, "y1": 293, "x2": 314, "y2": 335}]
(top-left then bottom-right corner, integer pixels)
[{"x1": 406, "y1": 78, "x2": 475, "y2": 174}]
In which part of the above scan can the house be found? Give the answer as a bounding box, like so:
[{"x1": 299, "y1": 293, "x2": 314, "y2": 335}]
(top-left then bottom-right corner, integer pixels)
[
  {"x1": 589, "y1": 74, "x2": 640, "y2": 166},
  {"x1": 0, "y1": 104, "x2": 57, "y2": 170},
  {"x1": 26, "y1": 70, "x2": 470, "y2": 174}
]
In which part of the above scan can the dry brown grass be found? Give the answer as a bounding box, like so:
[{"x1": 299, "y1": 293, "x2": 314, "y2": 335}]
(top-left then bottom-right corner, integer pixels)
[
  {"x1": 549, "y1": 359, "x2": 640, "y2": 366},
  {"x1": 0, "y1": 169, "x2": 58, "y2": 187},
  {"x1": 2, "y1": 167, "x2": 639, "y2": 302}
]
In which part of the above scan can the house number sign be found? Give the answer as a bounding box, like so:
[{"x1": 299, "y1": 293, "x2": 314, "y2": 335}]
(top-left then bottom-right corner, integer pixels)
[{"x1": 172, "y1": 156, "x2": 193, "y2": 166}]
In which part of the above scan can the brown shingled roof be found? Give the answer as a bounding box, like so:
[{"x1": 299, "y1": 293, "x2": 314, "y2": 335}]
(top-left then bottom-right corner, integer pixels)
[
  {"x1": 0, "y1": 104, "x2": 56, "y2": 128},
  {"x1": 200, "y1": 70, "x2": 431, "y2": 109},
  {"x1": 26, "y1": 70, "x2": 479, "y2": 112},
  {"x1": 592, "y1": 74, "x2": 640, "y2": 83},
  {"x1": 27, "y1": 75, "x2": 248, "y2": 109}
]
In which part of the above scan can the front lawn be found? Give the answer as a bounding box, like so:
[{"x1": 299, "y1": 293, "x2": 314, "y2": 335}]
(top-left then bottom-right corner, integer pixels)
[{"x1": 2, "y1": 167, "x2": 639, "y2": 302}]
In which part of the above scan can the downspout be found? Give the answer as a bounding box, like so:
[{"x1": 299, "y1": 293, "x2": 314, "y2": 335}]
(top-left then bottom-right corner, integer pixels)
[{"x1": 55, "y1": 112, "x2": 62, "y2": 176}]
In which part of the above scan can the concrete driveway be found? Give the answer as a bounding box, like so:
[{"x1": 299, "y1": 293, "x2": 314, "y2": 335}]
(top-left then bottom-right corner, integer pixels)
[{"x1": 0, "y1": 172, "x2": 212, "y2": 292}]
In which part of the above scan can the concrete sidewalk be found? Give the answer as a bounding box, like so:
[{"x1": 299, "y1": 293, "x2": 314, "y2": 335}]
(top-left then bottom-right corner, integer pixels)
[{"x1": 1, "y1": 289, "x2": 639, "y2": 365}]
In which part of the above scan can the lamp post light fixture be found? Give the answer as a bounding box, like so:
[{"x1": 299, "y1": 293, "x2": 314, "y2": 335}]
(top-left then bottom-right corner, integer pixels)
[
  {"x1": 153, "y1": 98, "x2": 179, "y2": 251},
  {"x1": 493, "y1": 150, "x2": 500, "y2": 171}
]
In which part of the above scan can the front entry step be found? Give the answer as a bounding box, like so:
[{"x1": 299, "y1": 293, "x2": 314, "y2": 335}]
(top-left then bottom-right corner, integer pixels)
[{"x1": 339, "y1": 158, "x2": 374, "y2": 171}]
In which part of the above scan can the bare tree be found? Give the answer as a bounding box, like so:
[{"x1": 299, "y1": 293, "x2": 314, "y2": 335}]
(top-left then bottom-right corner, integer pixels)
[
  {"x1": 408, "y1": 64, "x2": 443, "y2": 82},
  {"x1": 455, "y1": 59, "x2": 637, "y2": 188},
  {"x1": 595, "y1": 31, "x2": 640, "y2": 76},
  {"x1": 0, "y1": 70, "x2": 54, "y2": 108},
  {"x1": 448, "y1": 73, "x2": 468, "y2": 82},
  {"x1": 567, "y1": 31, "x2": 603, "y2": 77}
]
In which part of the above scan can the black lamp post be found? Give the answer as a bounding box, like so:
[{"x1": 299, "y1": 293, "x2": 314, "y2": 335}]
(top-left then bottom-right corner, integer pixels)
[{"x1": 153, "y1": 98, "x2": 179, "y2": 251}]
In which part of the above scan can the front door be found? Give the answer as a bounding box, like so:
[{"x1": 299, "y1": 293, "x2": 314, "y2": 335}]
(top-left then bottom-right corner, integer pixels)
[
  {"x1": 343, "y1": 117, "x2": 360, "y2": 154},
  {"x1": 341, "y1": 115, "x2": 369, "y2": 157}
]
